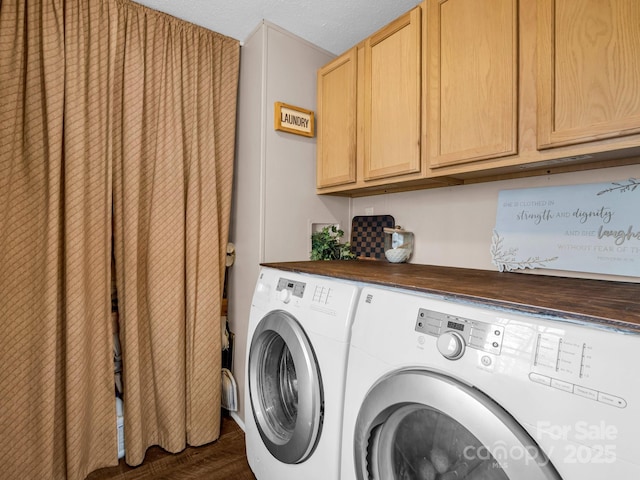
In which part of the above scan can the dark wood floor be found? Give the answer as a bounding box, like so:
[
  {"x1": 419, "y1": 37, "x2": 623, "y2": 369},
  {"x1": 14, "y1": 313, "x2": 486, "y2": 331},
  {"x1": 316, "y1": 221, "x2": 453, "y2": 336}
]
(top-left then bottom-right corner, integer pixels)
[{"x1": 86, "y1": 415, "x2": 256, "y2": 480}]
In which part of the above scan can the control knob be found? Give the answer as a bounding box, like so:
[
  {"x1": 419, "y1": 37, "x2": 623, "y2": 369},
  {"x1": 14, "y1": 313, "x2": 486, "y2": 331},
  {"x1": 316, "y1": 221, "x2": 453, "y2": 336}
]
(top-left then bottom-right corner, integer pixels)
[
  {"x1": 437, "y1": 331, "x2": 465, "y2": 360},
  {"x1": 278, "y1": 288, "x2": 292, "y2": 304}
]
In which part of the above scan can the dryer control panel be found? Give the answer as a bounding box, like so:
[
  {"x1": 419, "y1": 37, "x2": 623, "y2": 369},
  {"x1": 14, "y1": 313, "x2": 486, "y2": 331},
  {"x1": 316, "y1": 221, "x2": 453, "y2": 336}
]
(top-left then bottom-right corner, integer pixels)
[{"x1": 415, "y1": 308, "x2": 504, "y2": 355}]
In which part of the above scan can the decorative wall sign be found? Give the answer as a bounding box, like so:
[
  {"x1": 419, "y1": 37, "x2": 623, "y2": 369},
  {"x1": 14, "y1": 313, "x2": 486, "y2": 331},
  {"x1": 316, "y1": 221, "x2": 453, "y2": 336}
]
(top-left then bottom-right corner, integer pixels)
[
  {"x1": 274, "y1": 102, "x2": 314, "y2": 137},
  {"x1": 492, "y1": 179, "x2": 640, "y2": 277}
]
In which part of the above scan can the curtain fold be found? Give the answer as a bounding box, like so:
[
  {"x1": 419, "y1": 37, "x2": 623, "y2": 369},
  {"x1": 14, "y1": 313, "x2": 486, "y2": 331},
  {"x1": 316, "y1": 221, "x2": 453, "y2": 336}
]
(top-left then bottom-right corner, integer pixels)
[
  {"x1": 1, "y1": 2, "x2": 67, "y2": 478},
  {"x1": 0, "y1": 0, "x2": 239, "y2": 476},
  {"x1": 111, "y1": 0, "x2": 239, "y2": 465},
  {"x1": 62, "y1": 1, "x2": 118, "y2": 476},
  {"x1": 1, "y1": 1, "x2": 116, "y2": 479}
]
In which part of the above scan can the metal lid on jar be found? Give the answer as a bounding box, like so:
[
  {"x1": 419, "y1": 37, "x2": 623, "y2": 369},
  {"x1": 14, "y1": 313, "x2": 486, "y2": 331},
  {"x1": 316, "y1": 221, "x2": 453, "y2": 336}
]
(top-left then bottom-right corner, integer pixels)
[{"x1": 383, "y1": 225, "x2": 411, "y2": 234}]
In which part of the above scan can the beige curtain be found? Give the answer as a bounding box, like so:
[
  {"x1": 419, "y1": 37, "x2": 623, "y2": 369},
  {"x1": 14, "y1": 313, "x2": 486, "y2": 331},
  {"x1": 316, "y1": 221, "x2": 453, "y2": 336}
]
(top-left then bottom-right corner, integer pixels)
[
  {"x1": 0, "y1": 0, "x2": 239, "y2": 477},
  {"x1": 111, "y1": 0, "x2": 239, "y2": 465},
  {"x1": 0, "y1": 1, "x2": 116, "y2": 479}
]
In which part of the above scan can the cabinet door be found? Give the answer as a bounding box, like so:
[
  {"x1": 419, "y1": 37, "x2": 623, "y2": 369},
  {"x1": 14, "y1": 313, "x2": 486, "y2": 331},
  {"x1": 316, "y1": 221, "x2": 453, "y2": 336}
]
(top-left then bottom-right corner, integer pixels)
[
  {"x1": 317, "y1": 48, "x2": 357, "y2": 188},
  {"x1": 363, "y1": 7, "x2": 422, "y2": 181},
  {"x1": 426, "y1": 0, "x2": 518, "y2": 169},
  {"x1": 537, "y1": 0, "x2": 640, "y2": 149}
]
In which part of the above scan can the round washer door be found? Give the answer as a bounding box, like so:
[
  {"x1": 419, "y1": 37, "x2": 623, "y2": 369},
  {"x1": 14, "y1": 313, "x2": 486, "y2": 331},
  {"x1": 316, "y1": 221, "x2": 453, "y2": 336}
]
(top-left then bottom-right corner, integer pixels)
[
  {"x1": 248, "y1": 310, "x2": 323, "y2": 464},
  {"x1": 354, "y1": 370, "x2": 562, "y2": 480}
]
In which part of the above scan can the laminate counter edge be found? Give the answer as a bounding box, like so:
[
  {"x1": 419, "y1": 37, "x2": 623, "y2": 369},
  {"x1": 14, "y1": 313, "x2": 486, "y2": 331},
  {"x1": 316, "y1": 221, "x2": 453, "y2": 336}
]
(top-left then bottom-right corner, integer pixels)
[{"x1": 261, "y1": 261, "x2": 640, "y2": 333}]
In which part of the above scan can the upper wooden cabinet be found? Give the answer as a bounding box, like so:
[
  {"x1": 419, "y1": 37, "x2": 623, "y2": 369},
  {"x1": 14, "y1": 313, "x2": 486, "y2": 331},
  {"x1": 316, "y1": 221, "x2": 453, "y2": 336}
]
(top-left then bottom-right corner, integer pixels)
[
  {"x1": 363, "y1": 7, "x2": 422, "y2": 180},
  {"x1": 537, "y1": 0, "x2": 640, "y2": 149},
  {"x1": 316, "y1": 6, "x2": 441, "y2": 195},
  {"x1": 317, "y1": 0, "x2": 640, "y2": 196},
  {"x1": 316, "y1": 48, "x2": 357, "y2": 188},
  {"x1": 426, "y1": 0, "x2": 518, "y2": 168},
  {"x1": 425, "y1": 0, "x2": 640, "y2": 179}
]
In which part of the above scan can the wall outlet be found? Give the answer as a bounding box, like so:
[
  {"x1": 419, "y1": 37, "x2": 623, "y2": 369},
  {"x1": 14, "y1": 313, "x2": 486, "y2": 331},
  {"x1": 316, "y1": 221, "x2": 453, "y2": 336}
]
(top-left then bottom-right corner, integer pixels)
[{"x1": 364, "y1": 207, "x2": 374, "y2": 215}]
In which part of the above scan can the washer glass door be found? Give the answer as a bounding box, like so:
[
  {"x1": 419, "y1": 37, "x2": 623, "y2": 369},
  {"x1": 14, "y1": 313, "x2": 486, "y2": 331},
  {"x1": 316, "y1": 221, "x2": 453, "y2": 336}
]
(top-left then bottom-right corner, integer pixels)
[
  {"x1": 354, "y1": 370, "x2": 561, "y2": 480},
  {"x1": 371, "y1": 405, "x2": 509, "y2": 479},
  {"x1": 249, "y1": 310, "x2": 323, "y2": 464}
]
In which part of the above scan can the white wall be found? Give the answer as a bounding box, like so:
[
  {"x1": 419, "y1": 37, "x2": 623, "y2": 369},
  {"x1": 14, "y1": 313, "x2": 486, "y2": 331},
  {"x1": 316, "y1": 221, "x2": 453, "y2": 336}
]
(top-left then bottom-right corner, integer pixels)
[
  {"x1": 228, "y1": 22, "x2": 350, "y2": 423},
  {"x1": 351, "y1": 164, "x2": 640, "y2": 282},
  {"x1": 263, "y1": 28, "x2": 351, "y2": 261}
]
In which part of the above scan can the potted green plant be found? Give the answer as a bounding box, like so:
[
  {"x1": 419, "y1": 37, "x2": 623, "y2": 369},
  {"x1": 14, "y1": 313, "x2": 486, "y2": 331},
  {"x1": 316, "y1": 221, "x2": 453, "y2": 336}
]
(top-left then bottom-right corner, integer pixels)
[{"x1": 310, "y1": 225, "x2": 356, "y2": 260}]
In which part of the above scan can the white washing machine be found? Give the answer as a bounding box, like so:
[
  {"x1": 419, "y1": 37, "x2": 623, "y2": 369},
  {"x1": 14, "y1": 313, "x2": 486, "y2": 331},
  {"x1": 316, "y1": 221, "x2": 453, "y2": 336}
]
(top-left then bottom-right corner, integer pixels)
[
  {"x1": 245, "y1": 267, "x2": 360, "y2": 479},
  {"x1": 341, "y1": 285, "x2": 640, "y2": 480}
]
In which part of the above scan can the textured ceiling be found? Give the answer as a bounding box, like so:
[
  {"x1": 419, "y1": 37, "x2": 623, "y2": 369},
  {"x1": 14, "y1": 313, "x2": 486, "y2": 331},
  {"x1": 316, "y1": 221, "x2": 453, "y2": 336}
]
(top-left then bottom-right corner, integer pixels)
[{"x1": 131, "y1": 0, "x2": 422, "y2": 55}]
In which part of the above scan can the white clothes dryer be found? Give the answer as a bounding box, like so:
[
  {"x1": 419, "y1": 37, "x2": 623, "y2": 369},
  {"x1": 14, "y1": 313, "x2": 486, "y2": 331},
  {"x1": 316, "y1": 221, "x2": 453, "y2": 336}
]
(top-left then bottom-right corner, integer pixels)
[
  {"x1": 341, "y1": 285, "x2": 640, "y2": 480},
  {"x1": 245, "y1": 267, "x2": 359, "y2": 480}
]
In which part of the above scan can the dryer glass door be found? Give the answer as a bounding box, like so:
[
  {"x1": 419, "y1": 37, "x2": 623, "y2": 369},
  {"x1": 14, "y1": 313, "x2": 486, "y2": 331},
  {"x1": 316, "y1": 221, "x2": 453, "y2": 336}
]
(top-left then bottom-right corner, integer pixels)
[
  {"x1": 248, "y1": 310, "x2": 323, "y2": 464},
  {"x1": 354, "y1": 370, "x2": 561, "y2": 480}
]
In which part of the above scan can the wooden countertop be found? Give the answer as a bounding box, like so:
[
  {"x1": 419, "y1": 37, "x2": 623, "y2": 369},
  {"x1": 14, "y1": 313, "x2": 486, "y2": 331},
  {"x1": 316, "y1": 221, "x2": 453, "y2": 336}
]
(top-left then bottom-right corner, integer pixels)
[{"x1": 261, "y1": 261, "x2": 640, "y2": 333}]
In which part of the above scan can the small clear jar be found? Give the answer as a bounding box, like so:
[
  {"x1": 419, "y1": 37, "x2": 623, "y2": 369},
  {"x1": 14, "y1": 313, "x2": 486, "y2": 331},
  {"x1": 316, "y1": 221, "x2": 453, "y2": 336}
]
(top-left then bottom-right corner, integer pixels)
[{"x1": 383, "y1": 226, "x2": 414, "y2": 263}]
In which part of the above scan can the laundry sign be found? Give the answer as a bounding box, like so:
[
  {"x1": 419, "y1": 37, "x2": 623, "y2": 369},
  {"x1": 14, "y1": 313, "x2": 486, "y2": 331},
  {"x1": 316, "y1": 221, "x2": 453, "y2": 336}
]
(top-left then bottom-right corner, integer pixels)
[
  {"x1": 274, "y1": 102, "x2": 314, "y2": 137},
  {"x1": 492, "y1": 179, "x2": 640, "y2": 277}
]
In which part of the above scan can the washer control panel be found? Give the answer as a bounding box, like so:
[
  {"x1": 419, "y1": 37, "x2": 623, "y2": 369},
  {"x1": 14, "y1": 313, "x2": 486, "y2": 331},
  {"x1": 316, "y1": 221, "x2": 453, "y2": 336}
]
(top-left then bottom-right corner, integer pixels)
[
  {"x1": 529, "y1": 332, "x2": 627, "y2": 408},
  {"x1": 415, "y1": 308, "x2": 504, "y2": 355},
  {"x1": 276, "y1": 278, "x2": 306, "y2": 298}
]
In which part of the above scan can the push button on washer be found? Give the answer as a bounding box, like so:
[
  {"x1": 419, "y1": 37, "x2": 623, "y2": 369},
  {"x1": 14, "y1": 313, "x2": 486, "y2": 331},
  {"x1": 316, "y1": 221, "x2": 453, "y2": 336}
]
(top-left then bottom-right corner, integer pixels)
[
  {"x1": 529, "y1": 372, "x2": 551, "y2": 386},
  {"x1": 573, "y1": 385, "x2": 598, "y2": 401},
  {"x1": 550, "y1": 378, "x2": 573, "y2": 393},
  {"x1": 598, "y1": 392, "x2": 627, "y2": 409}
]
